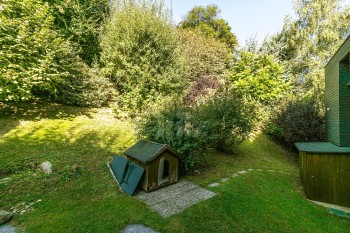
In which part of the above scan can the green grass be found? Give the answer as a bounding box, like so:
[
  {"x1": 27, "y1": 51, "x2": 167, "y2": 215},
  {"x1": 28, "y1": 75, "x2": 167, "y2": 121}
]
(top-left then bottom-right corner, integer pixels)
[{"x1": 1, "y1": 103, "x2": 349, "y2": 233}]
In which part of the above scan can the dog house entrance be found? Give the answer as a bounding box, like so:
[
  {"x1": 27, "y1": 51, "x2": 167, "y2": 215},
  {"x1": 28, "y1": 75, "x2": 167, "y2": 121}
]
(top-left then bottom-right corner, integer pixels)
[{"x1": 158, "y1": 157, "x2": 169, "y2": 185}]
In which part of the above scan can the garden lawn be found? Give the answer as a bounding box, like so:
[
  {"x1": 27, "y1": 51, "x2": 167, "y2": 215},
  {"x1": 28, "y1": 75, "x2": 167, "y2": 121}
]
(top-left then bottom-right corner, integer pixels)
[{"x1": 0, "y1": 103, "x2": 349, "y2": 233}]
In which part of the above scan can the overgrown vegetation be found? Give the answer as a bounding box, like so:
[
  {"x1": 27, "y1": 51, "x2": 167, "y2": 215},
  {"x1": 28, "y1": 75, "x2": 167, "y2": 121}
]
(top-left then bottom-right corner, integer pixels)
[
  {"x1": 267, "y1": 96, "x2": 326, "y2": 147},
  {"x1": 138, "y1": 92, "x2": 258, "y2": 173},
  {"x1": 100, "y1": 0, "x2": 186, "y2": 112},
  {"x1": 0, "y1": 0, "x2": 84, "y2": 102}
]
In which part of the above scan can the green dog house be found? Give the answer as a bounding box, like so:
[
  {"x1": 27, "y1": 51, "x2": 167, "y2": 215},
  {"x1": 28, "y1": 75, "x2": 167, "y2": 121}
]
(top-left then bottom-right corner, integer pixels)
[
  {"x1": 124, "y1": 140, "x2": 181, "y2": 192},
  {"x1": 296, "y1": 37, "x2": 350, "y2": 208}
]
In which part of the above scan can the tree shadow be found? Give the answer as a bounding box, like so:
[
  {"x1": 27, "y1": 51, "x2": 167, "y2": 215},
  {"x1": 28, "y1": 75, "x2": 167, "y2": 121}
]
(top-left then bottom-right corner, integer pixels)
[{"x1": 0, "y1": 101, "x2": 95, "y2": 137}]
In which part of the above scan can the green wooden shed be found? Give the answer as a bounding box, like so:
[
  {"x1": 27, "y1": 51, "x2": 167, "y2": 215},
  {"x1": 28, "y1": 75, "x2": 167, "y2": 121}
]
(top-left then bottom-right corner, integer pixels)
[
  {"x1": 296, "y1": 36, "x2": 350, "y2": 208},
  {"x1": 124, "y1": 140, "x2": 181, "y2": 192}
]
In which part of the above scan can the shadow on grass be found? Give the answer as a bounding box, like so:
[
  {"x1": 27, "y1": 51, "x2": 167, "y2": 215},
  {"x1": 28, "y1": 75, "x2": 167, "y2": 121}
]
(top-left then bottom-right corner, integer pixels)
[{"x1": 0, "y1": 101, "x2": 94, "y2": 137}]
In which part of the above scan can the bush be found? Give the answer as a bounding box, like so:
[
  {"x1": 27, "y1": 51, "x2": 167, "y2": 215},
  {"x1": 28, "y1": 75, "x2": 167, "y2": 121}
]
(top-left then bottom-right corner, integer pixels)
[
  {"x1": 138, "y1": 105, "x2": 204, "y2": 174},
  {"x1": 0, "y1": 0, "x2": 87, "y2": 102},
  {"x1": 194, "y1": 93, "x2": 258, "y2": 153},
  {"x1": 138, "y1": 92, "x2": 258, "y2": 173},
  {"x1": 268, "y1": 96, "x2": 326, "y2": 146},
  {"x1": 55, "y1": 67, "x2": 113, "y2": 107},
  {"x1": 100, "y1": 0, "x2": 186, "y2": 112}
]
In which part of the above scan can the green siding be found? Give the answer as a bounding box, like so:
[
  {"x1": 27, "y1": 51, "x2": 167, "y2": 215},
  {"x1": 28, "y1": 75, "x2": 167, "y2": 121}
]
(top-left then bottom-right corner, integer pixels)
[{"x1": 325, "y1": 36, "x2": 350, "y2": 146}]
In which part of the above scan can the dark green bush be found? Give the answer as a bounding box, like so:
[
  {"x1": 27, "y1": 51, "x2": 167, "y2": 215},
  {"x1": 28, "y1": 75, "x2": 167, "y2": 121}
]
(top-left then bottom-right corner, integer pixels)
[
  {"x1": 138, "y1": 105, "x2": 204, "y2": 174},
  {"x1": 55, "y1": 68, "x2": 113, "y2": 107},
  {"x1": 194, "y1": 93, "x2": 258, "y2": 153},
  {"x1": 268, "y1": 96, "x2": 326, "y2": 146},
  {"x1": 138, "y1": 92, "x2": 258, "y2": 173}
]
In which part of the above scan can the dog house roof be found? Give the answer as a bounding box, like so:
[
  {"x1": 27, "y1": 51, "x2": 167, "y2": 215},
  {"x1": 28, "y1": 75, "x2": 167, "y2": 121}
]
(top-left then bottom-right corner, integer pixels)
[{"x1": 124, "y1": 140, "x2": 180, "y2": 164}]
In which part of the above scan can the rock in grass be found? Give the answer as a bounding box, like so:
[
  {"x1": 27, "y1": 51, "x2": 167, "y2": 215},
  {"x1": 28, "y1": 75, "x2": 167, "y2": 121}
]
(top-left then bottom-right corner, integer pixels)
[
  {"x1": 0, "y1": 210, "x2": 13, "y2": 225},
  {"x1": 38, "y1": 161, "x2": 52, "y2": 174},
  {"x1": 0, "y1": 224, "x2": 24, "y2": 233}
]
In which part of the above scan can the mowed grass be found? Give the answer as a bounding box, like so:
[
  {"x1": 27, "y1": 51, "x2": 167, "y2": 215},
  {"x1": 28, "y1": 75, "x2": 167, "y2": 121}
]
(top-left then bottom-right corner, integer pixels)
[{"x1": 0, "y1": 103, "x2": 349, "y2": 233}]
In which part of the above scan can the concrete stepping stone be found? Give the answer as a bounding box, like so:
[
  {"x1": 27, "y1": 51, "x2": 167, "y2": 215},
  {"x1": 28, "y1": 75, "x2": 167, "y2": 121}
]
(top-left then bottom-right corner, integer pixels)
[
  {"x1": 208, "y1": 182, "x2": 220, "y2": 187},
  {"x1": 136, "y1": 179, "x2": 216, "y2": 218},
  {"x1": 220, "y1": 178, "x2": 229, "y2": 182},
  {"x1": 121, "y1": 224, "x2": 158, "y2": 233}
]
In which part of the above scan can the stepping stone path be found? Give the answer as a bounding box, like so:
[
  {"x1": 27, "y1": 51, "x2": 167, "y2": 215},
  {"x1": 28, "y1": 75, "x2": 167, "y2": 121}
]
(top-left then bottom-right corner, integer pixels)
[
  {"x1": 121, "y1": 224, "x2": 158, "y2": 233},
  {"x1": 207, "y1": 168, "x2": 295, "y2": 188},
  {"x1": 136, "y1": 179, "x2": 215, "y2": 218},
  {"x1": 208, "y1": 182, "x2": 220, "y2": 187}
]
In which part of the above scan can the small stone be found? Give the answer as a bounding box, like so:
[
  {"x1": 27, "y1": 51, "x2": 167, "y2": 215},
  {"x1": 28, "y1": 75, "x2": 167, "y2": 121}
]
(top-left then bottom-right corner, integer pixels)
[
  {"x1": 248, "y1": 169, "x2": 254, "y2": 171},
  {"x1": 121, "y1": 224, "x2": 158, "y2": 233},
  {"x1": 220, "y1": 178, "x2": 229, "y2": 182},
  {"x1": 38, "y1": 161, "x2": 52, "y2": 174},
  {"x1": 208, "y1": 182, "x2": 220, "y2": 187},
  {"x1": 0, "y1": 210, "x2": 13, "y2": 225},
  {"x1": 0, "y1": 224, "x2": 24, "y2": 233},
  {"x1": 238, "y1": 171, "x2": 247, "y2": 174},
  {"x1": 231, "y1": 174, "x2": 238, "y2": 178}
]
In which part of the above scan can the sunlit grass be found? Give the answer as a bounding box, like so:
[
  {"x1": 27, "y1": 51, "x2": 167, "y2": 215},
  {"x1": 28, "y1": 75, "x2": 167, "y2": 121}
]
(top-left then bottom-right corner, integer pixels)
[{"x1": 0, "y1": 103, "x2": 349, "y2": 233}]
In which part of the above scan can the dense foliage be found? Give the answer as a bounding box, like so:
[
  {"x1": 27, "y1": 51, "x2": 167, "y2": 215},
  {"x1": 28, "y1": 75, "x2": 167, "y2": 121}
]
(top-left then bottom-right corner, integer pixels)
[
  {"x1": 55, "y1": 68, "x2": 112, "y2": 107},
  {"x1": 178, "y1": 29, "x2": 232, "y2": 81},
  {"x1": 267, "y1": 96, "x2": 326, "y2": 147},
  {"x1": 46, "y1": 0, "x2": 110, "y2": 66},
  {"x1": 139, "y1": 92, "x2": 258, "y2": 173},
  {"x1": 229, "y1": 51, "x2": 290, "y2": 105},
  {"x1": 100, "y1": 0, "x2": 186, "y2": 112},
  {"x1": 0, "y1": 0, "x2": 85, "y2": 102},
  {"x1": 179, "y1": 5, "x2": 238, "y2": 49}
]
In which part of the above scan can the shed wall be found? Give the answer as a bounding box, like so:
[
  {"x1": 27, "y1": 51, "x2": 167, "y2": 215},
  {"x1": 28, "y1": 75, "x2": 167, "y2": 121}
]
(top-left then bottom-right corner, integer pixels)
[
  {"x1": 325, "y1": 36, "x2": 350, "y2": 146},
  {"x1": 339, "y1": 57, "x2": 350, "y2": 146},
  {"x1": 300, "y1": 152, "x2": 350, "y2": 208}
]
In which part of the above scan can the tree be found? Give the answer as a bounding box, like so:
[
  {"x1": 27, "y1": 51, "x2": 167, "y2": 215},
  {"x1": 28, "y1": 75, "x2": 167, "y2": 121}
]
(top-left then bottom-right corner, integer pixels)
[
  {"x1": 229, "y1": 51, "x2": 290, "y2": 106},
  {"x1": 262, "y1": 0, "x2": 350, "y2": 98},
  {"x1": 178, "y1": 29, "x2": 232, "y2": 81},
  {"x1": 46, "y1": 0, "x2": 110, "y2": 66},
  {"x1": 179, "y1": 5, "x2": 238, "y2": 49},
  {"x1": 0, "y1": 0, "x2": 86, "y2": 102},
  {"x1": 100, "y1": 0, "x2": 186, "y2": 112}
]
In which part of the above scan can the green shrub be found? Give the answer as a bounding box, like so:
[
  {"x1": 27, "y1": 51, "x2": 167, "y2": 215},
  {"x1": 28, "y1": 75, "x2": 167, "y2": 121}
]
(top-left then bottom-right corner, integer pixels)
[
  {"x1": 194, "y1": 93, "x2": 258, "y2": 153},
  {"x1": 55, "y1": 68, "x2": 113, "y2": 107},
  {"x1": 138, "y1": 92, "x2": 258, "y2": 173},
  {"x1": 268, "y1": 96, "x2": 326, "y2": 146},
  {"x1": 0, "y1": 0, "x2": 86, "y2": 102},
  {"x1": 138, "y1": 105, "x2": 204, "y2": 174},
  {"x1": 100, "y1": 0, "x2": 186, "y2": 112}
]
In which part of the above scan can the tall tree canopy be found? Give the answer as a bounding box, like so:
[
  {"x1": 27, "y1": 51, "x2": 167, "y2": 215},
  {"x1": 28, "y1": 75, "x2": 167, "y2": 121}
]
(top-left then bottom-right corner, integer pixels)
[
  {"x1": 179, "y1": 5, "x2": 238, "y2": 49},
  {"x1": 46, "y1": 0, "x2": 110, "y2": 66},
  {"x1": 263, "y1": 0, "x2": 350, "y2": 98}
]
